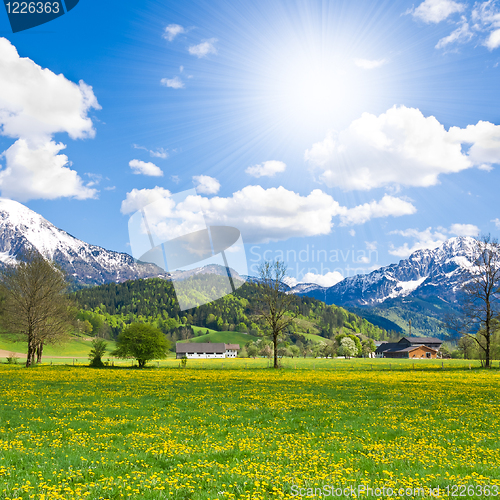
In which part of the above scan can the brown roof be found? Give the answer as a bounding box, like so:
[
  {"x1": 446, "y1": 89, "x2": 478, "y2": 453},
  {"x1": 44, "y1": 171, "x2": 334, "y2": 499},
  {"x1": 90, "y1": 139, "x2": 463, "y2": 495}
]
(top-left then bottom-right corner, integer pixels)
[
  {"x1": 376, "y1": 343, "x2": 438, "y2": 354},
  {"x1": 398, "y1": 337, "x2": 442, "y2": 344}
]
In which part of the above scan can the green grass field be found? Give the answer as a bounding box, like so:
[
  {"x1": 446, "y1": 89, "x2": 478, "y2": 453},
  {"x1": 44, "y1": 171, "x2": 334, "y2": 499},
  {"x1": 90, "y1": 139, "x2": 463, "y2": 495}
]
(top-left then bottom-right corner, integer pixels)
[
  {"x1": 183, "y1": 328, "x2": 259, "y2": 345},
  {"x1": 0, "y1": 336, "x2": 118, "y2": 363},
  {"x1": 0, "y1": 360, "x2": 499, "y2": 499}
]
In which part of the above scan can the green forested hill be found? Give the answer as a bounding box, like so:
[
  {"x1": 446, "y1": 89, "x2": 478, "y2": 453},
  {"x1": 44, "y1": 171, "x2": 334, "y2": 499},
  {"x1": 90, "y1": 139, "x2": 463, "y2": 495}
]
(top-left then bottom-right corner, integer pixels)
[{"x1": 72, "y1": 276, "x2": 392, "y2": 343}]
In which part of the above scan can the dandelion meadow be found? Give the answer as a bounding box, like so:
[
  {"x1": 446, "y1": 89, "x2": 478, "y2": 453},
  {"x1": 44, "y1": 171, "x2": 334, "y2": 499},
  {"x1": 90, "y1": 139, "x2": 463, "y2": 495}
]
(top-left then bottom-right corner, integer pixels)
[{"x1": 0, "y1": 363, "x2": 499, "y2": 499}]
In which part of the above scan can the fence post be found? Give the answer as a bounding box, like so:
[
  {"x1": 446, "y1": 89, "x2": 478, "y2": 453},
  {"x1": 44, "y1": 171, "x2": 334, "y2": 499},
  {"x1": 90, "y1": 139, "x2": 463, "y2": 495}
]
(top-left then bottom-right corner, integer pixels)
[{"x1": 442, "y1": 361, "x2": 444, "y2": 369}]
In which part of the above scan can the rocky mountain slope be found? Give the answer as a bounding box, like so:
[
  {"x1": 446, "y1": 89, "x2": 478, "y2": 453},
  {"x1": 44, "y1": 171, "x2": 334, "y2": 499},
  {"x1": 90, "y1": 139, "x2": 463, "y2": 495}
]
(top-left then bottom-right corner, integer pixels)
[
  {"x1": 289, "y1": 237, "x2": 479, "y2": 337},
  {"x1": 0, "y1": 198, "x2": 164, "y2": 286},
  {"x1": 290, "y1": 237, "x2": 477, "y2": 306}
]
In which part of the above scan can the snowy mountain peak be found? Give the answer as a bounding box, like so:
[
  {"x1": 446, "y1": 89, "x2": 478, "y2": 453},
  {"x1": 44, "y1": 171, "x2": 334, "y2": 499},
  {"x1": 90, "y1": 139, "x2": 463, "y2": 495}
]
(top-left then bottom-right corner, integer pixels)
[
  {"x1": 291, "y1": 236, "x2": 479, "y2": 307},
  {"x1": 0, "y1": 199, "x2": 163, "y2": 286}
]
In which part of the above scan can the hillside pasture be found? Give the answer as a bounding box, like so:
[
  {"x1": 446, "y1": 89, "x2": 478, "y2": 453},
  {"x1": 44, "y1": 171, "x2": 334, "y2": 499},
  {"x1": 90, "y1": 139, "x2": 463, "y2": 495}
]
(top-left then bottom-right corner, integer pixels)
[{"x1": 182, "y1": 328, "x2": 259, "y2": 345}]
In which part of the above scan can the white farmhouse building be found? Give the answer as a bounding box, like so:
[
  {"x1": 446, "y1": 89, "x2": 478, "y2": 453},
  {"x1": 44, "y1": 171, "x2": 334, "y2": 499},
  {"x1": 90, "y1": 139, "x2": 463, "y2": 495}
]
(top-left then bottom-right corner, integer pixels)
[{"x1": 176, "y1": 343, "x2": 240, "y2": 359}]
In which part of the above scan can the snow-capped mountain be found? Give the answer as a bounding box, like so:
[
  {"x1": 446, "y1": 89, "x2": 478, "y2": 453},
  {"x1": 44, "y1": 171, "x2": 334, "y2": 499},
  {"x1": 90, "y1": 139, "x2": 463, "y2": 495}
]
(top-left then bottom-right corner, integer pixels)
[
  {"x1": 290, "y1": 236, "x2": 478, "y2": 307},
  {"x1": 0, "y1": 198, "x2": 164, "y2": 286}
]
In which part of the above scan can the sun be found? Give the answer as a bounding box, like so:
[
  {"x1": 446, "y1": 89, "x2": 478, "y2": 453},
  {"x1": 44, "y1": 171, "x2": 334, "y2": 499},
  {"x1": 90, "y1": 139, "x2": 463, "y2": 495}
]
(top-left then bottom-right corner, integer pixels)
[{"x1": 247, "y1": 41, "x2": 381, "y2": 140}]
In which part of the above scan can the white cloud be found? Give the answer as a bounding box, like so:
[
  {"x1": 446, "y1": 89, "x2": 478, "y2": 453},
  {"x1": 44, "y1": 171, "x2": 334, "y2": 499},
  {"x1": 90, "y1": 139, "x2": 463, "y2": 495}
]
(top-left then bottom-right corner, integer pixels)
[
  {"x1": 0, "y1": 38, "x2": 100, "y2": 201},
  {"x1": 163, "y1": 24, "x2": 185, "y2": 42},
  {"x1": 245, "y1": 160, "x2": 286, "y2": 178},
  {"x1": 188, "y1": 38, "x2": 217, "y2": 58},
  {"x1": 492, "y1": 218, "x2": 500, "y2": 228},
  {"x1": 85, "y1": 172, "x2": 102, "y2": 187},
  {"x1": 412, "y1": 0, "x2": 465, "y2": 23},
  {"x1": 436, "y1": 18, "x2": 473, "y2": 48},
  {"x1": 389, "y1": 223, "x2": 480, "y2": 257},
  {"x1": 354, "y1": 58, "x2": 387, "y2": 69},
  {"x1": 160, "y1": 76, "x2": 184, "y2": 89},
  {"x1": 129, "y1": 159, "x2": 163, "y2": 177},
  {"x1": 193, "y1": 175, "x2": 220, "y2": 194},
  {"x1": 122, "y1": 186, "x2": 415, "y2": 244},
  {"x1": 300, "y1": 271, "x2": 344, "y2": 287},
  {"x1": 171, "y1": 175, "x2": 180, "y2": 184},
  {"x1": 121, "y1": 186, "x2": 172, "y2": 214},
  {"x1": 448, "y1": 120, "x2": 500, "y2": 165},
  {"x1": 349, "y1": 229, "x2": 356, "y2": 237},
  {"x1": 485, "y1": 28, "x2": 500, "y2": 49},
  {"x1": 473, "y1": 1, "x2": 500, "y2": 50},
  {"x1": 449, "y1": 223, "x2": 480, "y2": 236},
  {"x1": 0, "y1": 38, "x2": 99, "y2": 141},
  {"x1": 0, "y1": 139, "x2": 97, "y2": 202},
  {"x1": 150, "y1": 148, "x2": 168, "y2": 159},
  {"x1": 389, "y1": 227, "x2": 449, "y2": 257},
  {"x1": 305, "y1": 106, "x2": 500, "y2": 191},
  {"x1": 339, "y1": 195, "x2": 416, "y2": 226},
  {"x1": 133, "y1": 144, "x2": 168, "y2": 159},
  {"x1": 432, "y1": 1, "x2": 500, "y2": 51}
]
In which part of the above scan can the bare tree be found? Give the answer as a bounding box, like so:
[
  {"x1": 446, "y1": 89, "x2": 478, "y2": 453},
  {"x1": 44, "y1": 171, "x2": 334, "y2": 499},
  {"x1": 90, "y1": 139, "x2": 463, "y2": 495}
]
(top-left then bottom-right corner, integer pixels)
[
  {"x1": 257, "y1": 260, "x2": 297, "y2": 368},
  {"x1": 452, "y1": 235, "x2": 500, "y2": 368},
  {"x1": 0, "y1": 249, "x2": 73, "y2": 367}
]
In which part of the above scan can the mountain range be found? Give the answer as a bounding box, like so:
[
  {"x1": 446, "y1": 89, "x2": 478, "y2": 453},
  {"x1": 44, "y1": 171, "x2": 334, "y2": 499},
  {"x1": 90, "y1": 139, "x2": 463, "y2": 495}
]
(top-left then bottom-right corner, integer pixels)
[
  {"x1": 288, "y1": 236, "x2": 478, "y2": 337},
  {"x1": 0, "y1": 198, "x2": 165, "y2": 287},
  {"x1": 0, "y1": 198, "x2": 479, "y2": 337}
]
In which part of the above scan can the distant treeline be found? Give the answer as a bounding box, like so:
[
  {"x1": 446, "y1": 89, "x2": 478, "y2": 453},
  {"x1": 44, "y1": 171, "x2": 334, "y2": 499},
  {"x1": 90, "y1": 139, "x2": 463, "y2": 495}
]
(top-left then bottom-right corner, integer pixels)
[{"x1": 72, "y1": 276, "x2": 394, "y2": 342}]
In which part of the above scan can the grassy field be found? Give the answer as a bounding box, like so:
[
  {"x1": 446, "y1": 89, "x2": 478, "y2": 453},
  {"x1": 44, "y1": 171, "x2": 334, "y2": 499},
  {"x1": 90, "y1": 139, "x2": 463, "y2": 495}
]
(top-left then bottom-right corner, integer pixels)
[
  {"x1": 0, "y1": 360, "x2": 499, "y2": 499},
  {"x1": 0, "y1": 336, "x2": 117, "y2": 362},
  {"x1": 184, "y1": 328, "x2": 259, "y2": 345}
]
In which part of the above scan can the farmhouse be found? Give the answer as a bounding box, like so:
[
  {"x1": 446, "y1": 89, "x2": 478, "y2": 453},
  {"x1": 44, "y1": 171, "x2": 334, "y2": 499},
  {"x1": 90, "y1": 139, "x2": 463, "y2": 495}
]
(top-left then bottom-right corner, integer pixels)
[
  {"x1": 176, "y1": 343, "x2": 240, "y2": 359},
  {"x1": 375, "y1": 336, "x2": 442, "y2": 359}
]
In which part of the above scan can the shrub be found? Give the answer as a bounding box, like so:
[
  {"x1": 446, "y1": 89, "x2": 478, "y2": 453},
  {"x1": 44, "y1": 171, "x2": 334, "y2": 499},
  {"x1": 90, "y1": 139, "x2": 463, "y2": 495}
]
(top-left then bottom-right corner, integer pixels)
[
  {"x1": 89, "y1": 338, "x2": 107, "y2": 368},
  {"x1": 6, "y1": 353, "x2": 18, "y2": 364}
]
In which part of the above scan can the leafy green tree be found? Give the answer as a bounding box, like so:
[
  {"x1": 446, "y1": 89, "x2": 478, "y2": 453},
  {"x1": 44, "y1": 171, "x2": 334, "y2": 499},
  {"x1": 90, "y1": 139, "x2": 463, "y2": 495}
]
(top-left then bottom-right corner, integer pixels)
[
  {"x1": 78, "y1": 319, "x2": 93, "y2": 335},
  {"x1": 339, "y1": 337, "x2": 358, "y2": 359},
  {"x1": 238, "y1": 346, "x2": 248, "y2": 358},
  {"x1": 112, "y1": 323, "x2": 171, "y2": 368},
  {"x1": 311, "y1": 342, "x2": 323, "y2": 358},
  {"x1": 290, "y1": 345, "x2": 300, "y2": 358},
  {"x1": 89, "y1": 338, "x2": 107, "y2": 367},
  {"x1": 361, "y1": 338, "x2": 376, "y2": 357},
  {"x1": 335, "y1": 333, "x2": 362, "y2": 358},
  {"x1": 247, "y1": 344, "x2": 259, "y2": 358}
]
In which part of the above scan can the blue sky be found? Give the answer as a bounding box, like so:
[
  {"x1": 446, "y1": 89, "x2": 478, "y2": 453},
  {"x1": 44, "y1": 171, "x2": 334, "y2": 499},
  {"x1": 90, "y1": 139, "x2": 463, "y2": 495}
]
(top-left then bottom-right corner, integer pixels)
[{"x1": 0, "y1": 0, "x2": 500, "y2": 285}]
